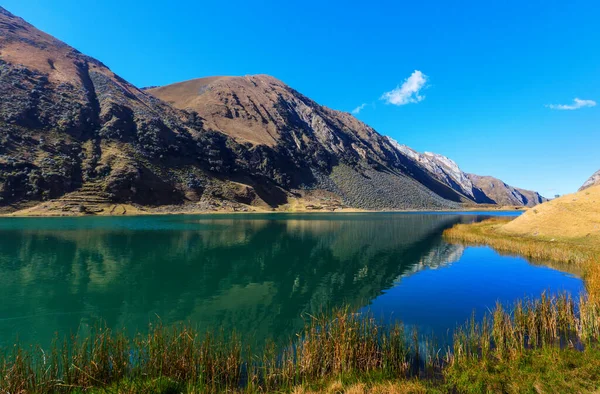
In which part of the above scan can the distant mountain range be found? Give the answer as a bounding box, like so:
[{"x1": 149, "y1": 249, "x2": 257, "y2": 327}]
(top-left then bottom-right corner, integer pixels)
[
  {"x1": 0, "y1": 7, "x2": 545, "y2": 214},
  {"x1": 383, "y1": 140, "x2": 546, "y2": 207}
]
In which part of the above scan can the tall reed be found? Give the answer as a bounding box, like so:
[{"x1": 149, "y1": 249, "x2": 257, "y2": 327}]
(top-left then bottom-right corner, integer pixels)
[{"x1": 0, "y1": 310, "x2": 419, "y2": 393}]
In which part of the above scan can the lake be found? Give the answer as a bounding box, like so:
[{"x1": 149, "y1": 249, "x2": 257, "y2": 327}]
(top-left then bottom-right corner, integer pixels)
[{"x1": 0, "y1": 212, "x2": 584, "y2": 348}]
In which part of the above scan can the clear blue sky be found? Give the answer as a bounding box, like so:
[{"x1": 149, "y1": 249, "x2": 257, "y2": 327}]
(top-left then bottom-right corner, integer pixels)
[{"x1": 4, "y1": 0, "x2": 599, "y2": 196}]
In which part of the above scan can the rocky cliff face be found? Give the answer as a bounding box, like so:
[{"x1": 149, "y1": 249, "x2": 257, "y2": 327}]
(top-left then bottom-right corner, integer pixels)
[
  {"x1": 0, "y1": 7, "x2": 543, "y2": 214},
  {"x1": 580, "y1": 170, "x2": 600, "y2": 191}
]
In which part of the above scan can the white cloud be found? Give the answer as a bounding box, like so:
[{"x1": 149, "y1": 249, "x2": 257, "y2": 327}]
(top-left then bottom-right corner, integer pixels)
[
  {"x1": 381, "y1": 70, "x2": 429, "y2": 106},
  {"x1": 546, "y1": 98, "x2": 596, "y2": 110},
  {"x1": 352, "y1": 103, "x2": 367, "y2": 114}
]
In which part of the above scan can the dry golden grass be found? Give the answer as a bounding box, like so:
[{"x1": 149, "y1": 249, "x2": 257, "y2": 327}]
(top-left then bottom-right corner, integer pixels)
[
  {"x1": 13, "y1": 203, "x2": 146, "y2": 216},
  {"x1": 444, "y1": 218, "x2": 595, "y2": 265},
  {"x1": 503, "y1": 184, "x2": 600, "y2": 240},
  {"x1": 147, "y1": 76, "x2": 233, "y2": 107},
  {"x1": 291, "y1": 379, "x2": 427, "y2": 394}
]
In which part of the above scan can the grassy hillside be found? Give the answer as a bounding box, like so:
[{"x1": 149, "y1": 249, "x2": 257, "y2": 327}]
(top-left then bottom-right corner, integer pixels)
[{"x1": 502, "y1": 184, "x2": 600, "y2": 241}]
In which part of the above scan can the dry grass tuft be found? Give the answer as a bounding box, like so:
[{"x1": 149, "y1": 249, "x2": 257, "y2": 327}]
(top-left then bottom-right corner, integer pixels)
[{"x1": 291, "y1": 379, "x2": 427, "y2": 394}]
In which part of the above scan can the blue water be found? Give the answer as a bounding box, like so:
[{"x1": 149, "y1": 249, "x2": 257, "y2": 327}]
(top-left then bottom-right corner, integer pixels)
[{"x1": 365, "y1": 246, "x2": 582, "y2": 340}]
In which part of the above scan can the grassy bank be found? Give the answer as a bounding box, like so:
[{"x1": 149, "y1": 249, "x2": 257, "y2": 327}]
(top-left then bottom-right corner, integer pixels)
[{"x1": 2, "y1": 294, "x2": 600, "y2": 393}]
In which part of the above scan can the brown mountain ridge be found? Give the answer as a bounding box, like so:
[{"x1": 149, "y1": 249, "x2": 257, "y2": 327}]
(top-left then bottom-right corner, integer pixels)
[{"x1": 0, "y1": 7, "x2": 544, "y2": 215}]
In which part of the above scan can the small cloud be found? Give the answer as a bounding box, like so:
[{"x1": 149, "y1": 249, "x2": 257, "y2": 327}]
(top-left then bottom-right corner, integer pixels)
[
  {"x1": 352, "y1": 103, "x2": 367, "y2": 114},
  {"x1": 381, "y1": 70, "x2": 429, "y2": 106},
  {"x1": 546, "y1": 98, "x2": 596, "y2": 110}
]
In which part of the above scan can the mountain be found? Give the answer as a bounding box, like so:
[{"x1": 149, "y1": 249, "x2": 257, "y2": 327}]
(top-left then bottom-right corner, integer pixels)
[
  {"x1": 0, "y1": 7, "x2": 542, "y2": 215},
  {"x1": 384, "y1": 139, "x2": 476, "y2": 199},
  {"x1": 0, "y1": 6, "x2": 211, "y2": 210},
  {"x1": 466, "y1": 174, "x2": 546, "y2": 207},
  {"x1": 383, "y1": 139, "x2": 546, "y2": 207},
  {"x1": 580, "y1": 170, "x2": 600, "y2": 191},
  {"x1": 148, "y1": 78, "x2": 547, "y2": 209},
  {"x1": 146, "y1": 75, "x2": 474, "y2": 210}
]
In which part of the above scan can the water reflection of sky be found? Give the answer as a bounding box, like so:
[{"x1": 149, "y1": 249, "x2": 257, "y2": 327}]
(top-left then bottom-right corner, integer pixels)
[{"x1": 364, "y1": 246, "x2": 584, "y2": 341}]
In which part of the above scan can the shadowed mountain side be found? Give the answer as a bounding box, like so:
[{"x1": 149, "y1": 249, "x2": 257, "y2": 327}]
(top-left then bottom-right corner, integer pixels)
[{"x1": 0, "y1": 213, "x2": 479, "y2": 346}]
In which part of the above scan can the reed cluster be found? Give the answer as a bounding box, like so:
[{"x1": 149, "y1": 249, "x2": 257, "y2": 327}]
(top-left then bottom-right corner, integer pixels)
[
  {"x1": 450, "y1": 292, "x2": 600, "y2": 364},
  {"x1": 2, "y1": 295, "x2": 599, "y2": 393},
  {"x1": 444, "y1": 294, "x2": 600, "y2": 393},
  {"x1": 0, "y1": 310, "x2": 426, "y2": 393}
]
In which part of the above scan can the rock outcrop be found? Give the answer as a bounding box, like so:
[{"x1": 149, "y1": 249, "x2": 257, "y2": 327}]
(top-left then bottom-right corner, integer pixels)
[{"x1": 580, "y1": 170, "x2": 600, "y2": 191}]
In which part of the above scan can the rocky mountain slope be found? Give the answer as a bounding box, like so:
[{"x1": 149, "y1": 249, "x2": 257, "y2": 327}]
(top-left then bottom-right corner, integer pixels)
[
  {"x1": 383, "y1": 139, "x2": 545, "y2": 207},
  {"x1": 580, "y1": 170, "x2": 600, "y2": 191},
  {"x1": 149, "y1": 78, "x2": 546, "y2": 209},
  {"x1": 466, "y1": 174, "x2": 546, "y2": 207},
  {"x1": 146, "y1": 75, "x2": 475, "y2": 209},
  {"x1": 0, "y1": 6, "x2": 212, "y2": 210},
  {"x1": 0, "y1": 7, "x2": 543, "y2": 215}
]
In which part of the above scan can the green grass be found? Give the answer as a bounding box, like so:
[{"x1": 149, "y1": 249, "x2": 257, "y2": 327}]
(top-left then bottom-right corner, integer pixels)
[{"x1": 444, "y1": 346, "x2": 600, "y2": 394}]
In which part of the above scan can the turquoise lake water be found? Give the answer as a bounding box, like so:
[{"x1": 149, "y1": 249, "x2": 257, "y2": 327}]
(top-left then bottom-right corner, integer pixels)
[{"x1": 0, "y1": 212, "x2": 583, "y2": 348}]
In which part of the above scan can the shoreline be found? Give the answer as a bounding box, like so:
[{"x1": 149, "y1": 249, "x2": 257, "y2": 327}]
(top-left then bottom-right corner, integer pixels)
[{"x1": 0, "y1": 202, "x2": 526, "y2": 218}]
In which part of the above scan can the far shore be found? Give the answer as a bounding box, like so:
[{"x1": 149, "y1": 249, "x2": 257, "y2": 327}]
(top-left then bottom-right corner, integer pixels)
[{"x1": 0, "y1": 202, "x2": 526, "y2": 218}]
